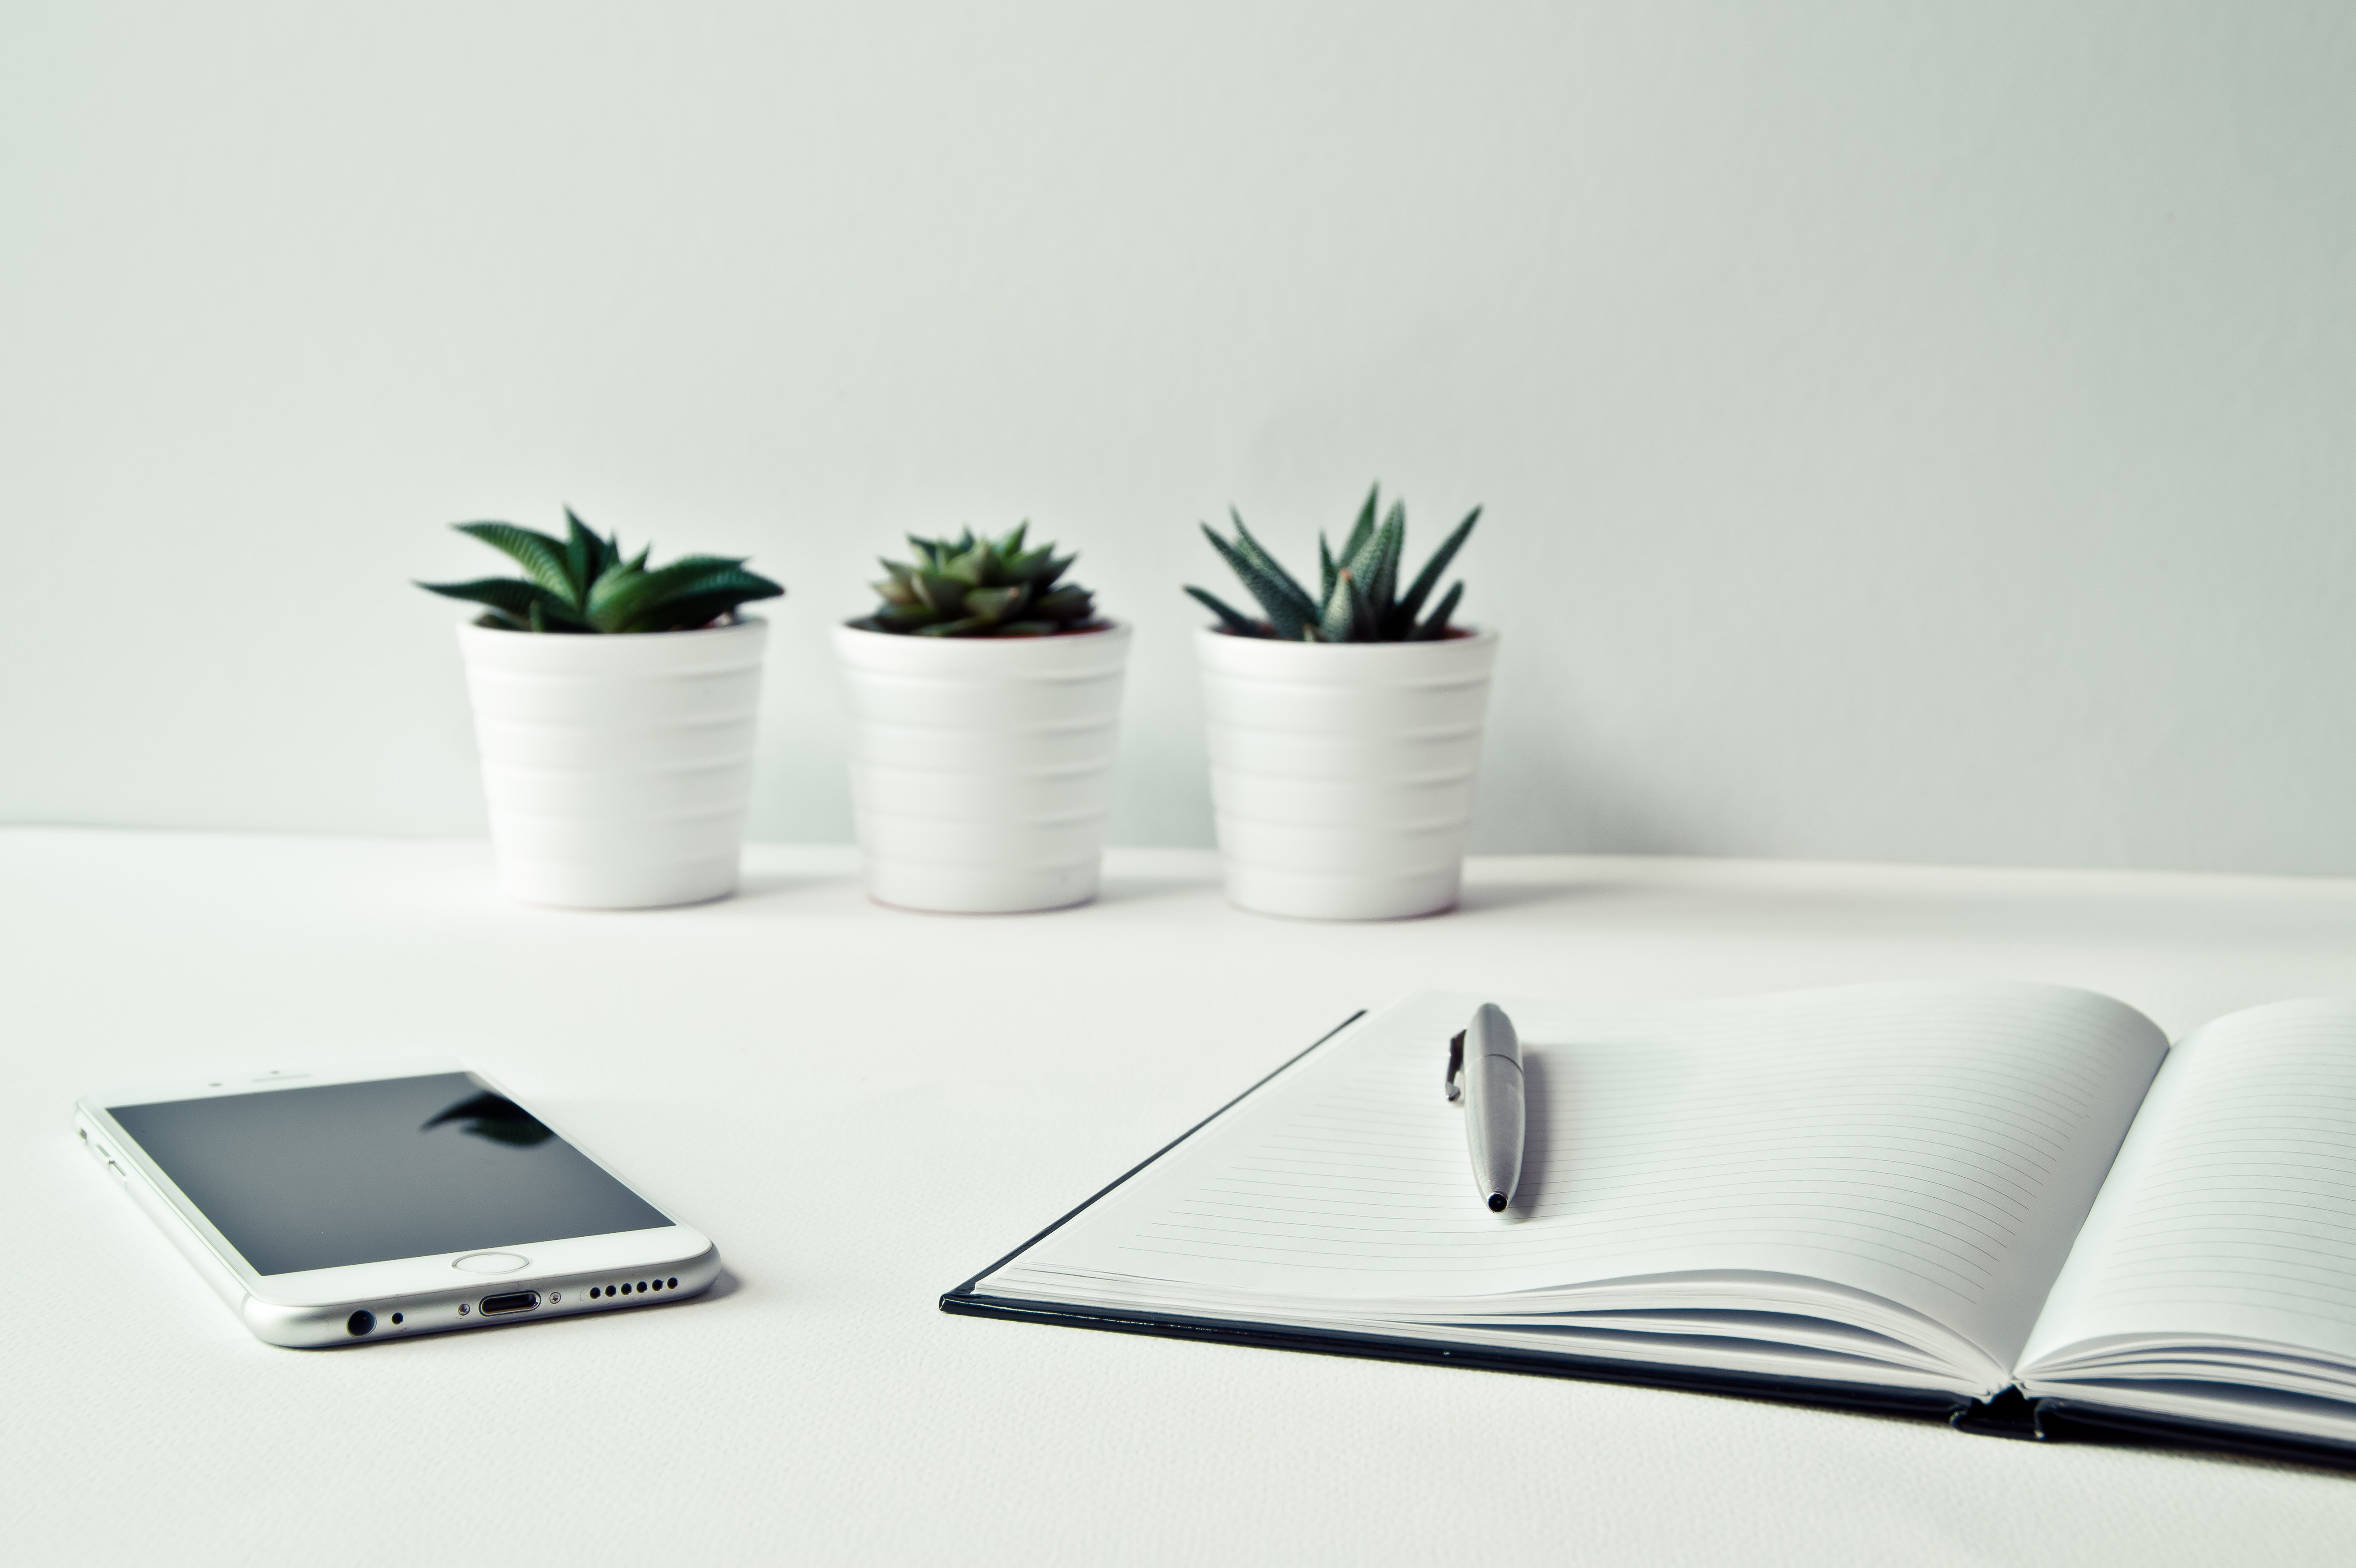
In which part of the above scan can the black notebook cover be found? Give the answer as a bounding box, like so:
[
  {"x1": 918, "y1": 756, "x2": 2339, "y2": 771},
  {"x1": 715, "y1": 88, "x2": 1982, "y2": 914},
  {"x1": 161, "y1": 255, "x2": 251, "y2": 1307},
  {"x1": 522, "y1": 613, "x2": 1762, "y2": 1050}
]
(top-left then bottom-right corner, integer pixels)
[{"x1": 939, "y1": 1011, "x2": 2356, "y2": 1472}]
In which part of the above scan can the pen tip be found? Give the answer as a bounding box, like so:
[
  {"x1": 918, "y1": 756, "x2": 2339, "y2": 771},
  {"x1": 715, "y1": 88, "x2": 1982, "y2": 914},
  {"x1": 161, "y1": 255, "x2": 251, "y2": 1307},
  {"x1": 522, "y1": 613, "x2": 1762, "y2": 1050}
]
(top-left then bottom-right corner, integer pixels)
[{"x1": 1487, "y1": 1193, "x2": 1508, "y2": 1212}]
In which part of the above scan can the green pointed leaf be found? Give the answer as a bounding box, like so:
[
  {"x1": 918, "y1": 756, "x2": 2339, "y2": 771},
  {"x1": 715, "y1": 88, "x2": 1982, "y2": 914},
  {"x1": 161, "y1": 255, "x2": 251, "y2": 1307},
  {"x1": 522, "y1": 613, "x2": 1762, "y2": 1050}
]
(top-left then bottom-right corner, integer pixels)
[
  {"x1": 619, "y1": 569, "x2": 785, "y2": 632},
  {"x1": 1391, "y1": 505, "x2": 1479, "y2": 636},
  {"x1": 562, "y1": 509, "x2": 606, "y2": 598},
  {"x1": 1371, "y1": 502, "x2": 1407, "y2": 620},
  {"x1": 861, "y1": 603, "x2": 940, "y2": 633},
  {"x1": 945, "y1": 537, "x2": 993, "y2": 585},
  {"x1": 1407, "y1": 580, "x2": 1464, "y2": 640},
  {"x1": 915, "y1": 614, "x2": 995, "y2": 637},
  {"x1": 909, "y1": 570, "x2": 969, "y2": 617},
  {"x1": 1338, "y1": 484, "x2": 1379, "y2": 567},
  {"x1": 1186, "y1": 585, "x2": 1265, "y2": 636},
  {"x1": 629, "y1": 588, "x2": 768, "y2": 632},
  {"x1": 1319, "y1": 569, "x2": 1357, "y2": 642},
  {"x1": 963, "y1": 584, "x2": 1028, "y2": 622},
  {"x1": 1353, "y1": 500, "x2": 1403, "y2": 574},
  {"x1": 585, "y1": 557, "x2": 640, "y2": 606},
  {"x1": 1030, "y1": 584, "x2": 1093, "y2": 622},
  {"x1": 452, "y1": 522, "x2": 578, "y2": 607},
  {"x1": 588, "y1": 556, "x2": 756, "y2": 632},
  {"x1": 1200, "y1": 524, "x2": 1312, "y2": 639},
  {"x1": 1226, "y1": 509, "x2": 1320, "y2": 623},
  {"x1": 1346, "y1": 568, "x2": 1380, "y2": 639},
  {"x1": 416, "y1": 576, "x2": 539, "y2": 618},
  {"x1": 1318, "y1": 533, "x2": 1337, "y2": 610},
  {"x1": 1329, "y1": 504, "x2": 1401, "y2": 639},
  {"x1": 416, "y1": 576, "x2": 589, "y2": 630}
]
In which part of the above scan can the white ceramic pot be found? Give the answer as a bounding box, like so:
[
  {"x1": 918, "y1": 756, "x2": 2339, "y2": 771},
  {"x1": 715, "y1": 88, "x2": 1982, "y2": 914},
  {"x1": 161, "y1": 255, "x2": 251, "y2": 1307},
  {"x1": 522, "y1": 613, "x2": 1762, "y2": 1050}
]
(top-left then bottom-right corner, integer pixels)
[
  {"x1": 833, "y1": 622, "x2": 1130, "y2": 913},
  {"x1": 456, "y1": 617, "x2": 768, "y2": 909},
  {"x1": 1196, "y1": 626, "x2": 1498, "y2": 920}
]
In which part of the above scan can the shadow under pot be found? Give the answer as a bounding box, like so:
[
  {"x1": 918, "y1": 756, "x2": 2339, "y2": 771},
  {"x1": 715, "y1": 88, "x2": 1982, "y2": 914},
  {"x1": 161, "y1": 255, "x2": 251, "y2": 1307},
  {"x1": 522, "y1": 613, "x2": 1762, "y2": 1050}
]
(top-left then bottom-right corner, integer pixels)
[
  {"x1": 456, "y1": 617, "x2": 768, "y2": 909},
  {"x1": 833, "y1": 620, "x2": 1131, "y2": 914},
  {"x1": 1195, "y1": 625, "x2": 1498, "y2": 921}
]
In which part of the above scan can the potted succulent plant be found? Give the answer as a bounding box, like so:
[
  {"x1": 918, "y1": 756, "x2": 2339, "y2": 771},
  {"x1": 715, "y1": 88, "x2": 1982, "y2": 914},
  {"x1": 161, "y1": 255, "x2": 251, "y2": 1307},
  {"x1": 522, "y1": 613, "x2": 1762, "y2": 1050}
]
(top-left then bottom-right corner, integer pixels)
[
  {"x1": 834, "y1": 524, "x2": 1128, "y2": 913},
  {"x1": 418, "y1": 511, "x2": 783, "y2": 909},
  {"x1": 1186, "y1": 486, "x2": 1493, "y2": 920}
]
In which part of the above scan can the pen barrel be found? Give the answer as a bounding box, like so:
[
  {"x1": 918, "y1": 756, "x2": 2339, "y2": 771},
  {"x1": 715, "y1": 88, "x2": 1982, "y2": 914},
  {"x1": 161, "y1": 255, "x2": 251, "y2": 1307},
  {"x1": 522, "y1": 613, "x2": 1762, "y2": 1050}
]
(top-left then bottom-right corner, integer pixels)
[{"x1": 1463, "y1": 1055, "x2": 1525, "y2": 1207}]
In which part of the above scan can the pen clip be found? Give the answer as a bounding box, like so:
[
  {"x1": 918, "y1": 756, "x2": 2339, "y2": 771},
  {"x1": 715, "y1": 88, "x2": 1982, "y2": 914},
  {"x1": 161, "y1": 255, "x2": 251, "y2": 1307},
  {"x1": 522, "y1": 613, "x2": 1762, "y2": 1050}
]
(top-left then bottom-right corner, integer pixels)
[{"x1": 1445, "y1": 1030, "x2": 1465, "y2": 1103}]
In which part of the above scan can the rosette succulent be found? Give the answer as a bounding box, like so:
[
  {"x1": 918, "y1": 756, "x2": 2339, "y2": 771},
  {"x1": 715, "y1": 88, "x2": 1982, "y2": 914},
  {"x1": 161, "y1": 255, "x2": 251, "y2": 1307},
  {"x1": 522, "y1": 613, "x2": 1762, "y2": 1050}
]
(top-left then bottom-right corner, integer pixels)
[
  {"x1": 1186, "y1": 485, "x2": 1478, "y2": 642},
  {"x1": 417, "y1": 511, "x2": 783, "y2": 633},
  {"x1": 852, "y1": 524, "x2": 1103, "y2": 636}
]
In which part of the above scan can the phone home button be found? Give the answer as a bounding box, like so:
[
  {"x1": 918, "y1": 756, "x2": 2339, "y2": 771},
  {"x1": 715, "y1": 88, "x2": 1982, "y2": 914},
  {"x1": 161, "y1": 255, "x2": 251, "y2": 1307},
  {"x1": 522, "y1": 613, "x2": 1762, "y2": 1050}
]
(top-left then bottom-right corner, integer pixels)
[{"x1": 452, "y1": 1252, "x2": 530, "y2": 1275}]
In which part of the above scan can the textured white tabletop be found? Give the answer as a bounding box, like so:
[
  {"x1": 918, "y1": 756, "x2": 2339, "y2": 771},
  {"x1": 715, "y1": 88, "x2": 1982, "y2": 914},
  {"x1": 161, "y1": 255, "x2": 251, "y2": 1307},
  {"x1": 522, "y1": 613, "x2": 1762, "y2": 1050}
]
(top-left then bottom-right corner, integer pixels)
[{"x1": 11, "y1": 829, "x2": 2356, "y2": 1565}]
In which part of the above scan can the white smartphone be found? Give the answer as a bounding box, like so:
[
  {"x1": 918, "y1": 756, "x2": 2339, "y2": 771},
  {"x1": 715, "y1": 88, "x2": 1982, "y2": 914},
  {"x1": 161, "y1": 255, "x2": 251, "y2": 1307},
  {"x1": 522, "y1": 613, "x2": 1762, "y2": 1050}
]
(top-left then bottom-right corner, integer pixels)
[{"x1": 75, "y1": 1057, "x2": 720, "y2": 1347}]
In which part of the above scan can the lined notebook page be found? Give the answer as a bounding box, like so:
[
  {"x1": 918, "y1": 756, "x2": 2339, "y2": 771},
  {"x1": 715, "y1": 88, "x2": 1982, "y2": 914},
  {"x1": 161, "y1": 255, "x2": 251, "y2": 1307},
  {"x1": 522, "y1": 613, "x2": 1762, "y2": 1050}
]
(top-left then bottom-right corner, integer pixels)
[
  {"x1": 2023, "y1": 999, "x2": 2356, "y2": 1370},
  {"x1": 998, "y1": 984, "x2": 2164, "y2": 1362}
]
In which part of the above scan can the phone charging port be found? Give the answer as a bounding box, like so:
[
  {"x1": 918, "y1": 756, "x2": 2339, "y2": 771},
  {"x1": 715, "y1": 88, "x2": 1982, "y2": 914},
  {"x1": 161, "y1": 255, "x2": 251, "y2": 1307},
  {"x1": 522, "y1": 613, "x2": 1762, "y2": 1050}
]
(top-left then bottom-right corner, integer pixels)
[{"x1": 479, "y1": 1291, "x2": 541, "y2": 1316}]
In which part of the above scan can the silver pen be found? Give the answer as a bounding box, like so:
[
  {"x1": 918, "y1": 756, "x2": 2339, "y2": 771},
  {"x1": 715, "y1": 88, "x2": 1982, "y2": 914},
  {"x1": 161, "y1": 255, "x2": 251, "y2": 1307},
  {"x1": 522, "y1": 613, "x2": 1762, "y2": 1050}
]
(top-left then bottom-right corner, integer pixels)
[{"x1": 1445, "y1": 1002, "x2": 1525, "y2": 1213}]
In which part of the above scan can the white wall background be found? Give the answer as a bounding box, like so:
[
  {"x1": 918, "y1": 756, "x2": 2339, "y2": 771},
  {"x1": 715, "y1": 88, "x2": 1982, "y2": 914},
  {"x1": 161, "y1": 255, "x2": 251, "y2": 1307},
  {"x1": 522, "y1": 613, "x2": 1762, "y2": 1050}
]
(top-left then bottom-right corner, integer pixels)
[{"x1": 4, "y1": 1, "x2": 2352, "y2": 872}]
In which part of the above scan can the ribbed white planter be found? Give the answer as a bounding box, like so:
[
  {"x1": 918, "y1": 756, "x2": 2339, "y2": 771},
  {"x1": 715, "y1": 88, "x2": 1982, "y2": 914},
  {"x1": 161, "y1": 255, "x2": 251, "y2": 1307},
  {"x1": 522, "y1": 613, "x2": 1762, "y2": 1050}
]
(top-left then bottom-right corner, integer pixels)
[
  {"x1": 1197, "y1": 626, "x2": 1498, "y2": 920},
  {"x1": 834, "y1": 622, "x2": 1130, "y2": 913},
  {"x1": 456, "y1": 618, "x2": 768, "y2": 909}
]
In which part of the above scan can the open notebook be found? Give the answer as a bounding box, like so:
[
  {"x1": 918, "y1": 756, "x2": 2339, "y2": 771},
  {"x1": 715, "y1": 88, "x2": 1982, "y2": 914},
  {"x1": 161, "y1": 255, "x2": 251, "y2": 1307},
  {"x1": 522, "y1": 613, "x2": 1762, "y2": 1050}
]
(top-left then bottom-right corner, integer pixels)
[{"x1": 943, "y1": 984, "x2": 2356, "y2": 1465}]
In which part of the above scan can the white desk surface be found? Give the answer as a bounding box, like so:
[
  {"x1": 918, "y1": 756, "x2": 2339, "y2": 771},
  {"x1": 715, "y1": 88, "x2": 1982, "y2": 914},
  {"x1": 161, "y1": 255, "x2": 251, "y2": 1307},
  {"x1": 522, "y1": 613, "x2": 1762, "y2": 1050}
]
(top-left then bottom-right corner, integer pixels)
[{"x1": 11, "y1": 828, "x2": 2356, "y2": 1565}]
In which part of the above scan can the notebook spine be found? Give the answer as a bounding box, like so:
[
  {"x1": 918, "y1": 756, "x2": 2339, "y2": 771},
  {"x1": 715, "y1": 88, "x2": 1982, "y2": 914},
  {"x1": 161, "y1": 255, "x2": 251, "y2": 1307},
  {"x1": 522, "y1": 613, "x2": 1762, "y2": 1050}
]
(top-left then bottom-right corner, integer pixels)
[
  {"x1": 2030, "y1": 1399, "x2": 2356, "y2": 1472},
  {"x1": 940, "y1": 1291, "x2": 1974, "y2": 1424},
  {"x1": 1949, "y1": 1388, "x2": 2043, "y2": 1441}
]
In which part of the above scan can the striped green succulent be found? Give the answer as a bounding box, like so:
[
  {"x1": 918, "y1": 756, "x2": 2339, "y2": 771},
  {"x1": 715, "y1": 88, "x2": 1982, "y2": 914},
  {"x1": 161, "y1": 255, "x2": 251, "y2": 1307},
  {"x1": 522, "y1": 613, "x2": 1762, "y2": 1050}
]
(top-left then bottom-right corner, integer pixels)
[
  {"x1": 1187, "y1": 485, "x2": 1478, "y2": 642},
  {"x1": 853, "y1": 524, "x2": 1103, "y2": 636},
  {"x1": 417, "y1": 511, "x2": 783, "y2": 633}
]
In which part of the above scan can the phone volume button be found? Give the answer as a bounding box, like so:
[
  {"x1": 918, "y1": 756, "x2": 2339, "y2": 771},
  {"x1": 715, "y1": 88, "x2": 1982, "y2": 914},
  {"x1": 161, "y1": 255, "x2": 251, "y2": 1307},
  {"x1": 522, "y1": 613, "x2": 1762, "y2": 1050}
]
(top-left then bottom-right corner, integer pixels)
[{"x1": 105, "y1": 1161, "x2": 126, "y2": 1180}]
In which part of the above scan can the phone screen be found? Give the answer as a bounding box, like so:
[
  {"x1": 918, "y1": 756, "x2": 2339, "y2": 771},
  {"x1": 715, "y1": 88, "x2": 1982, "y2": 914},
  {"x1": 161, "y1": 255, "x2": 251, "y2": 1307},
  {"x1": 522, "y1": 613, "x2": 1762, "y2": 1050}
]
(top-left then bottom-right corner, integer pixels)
[{"x1": 107, "y1": 1073, "x2": 671, "y2": 1275}]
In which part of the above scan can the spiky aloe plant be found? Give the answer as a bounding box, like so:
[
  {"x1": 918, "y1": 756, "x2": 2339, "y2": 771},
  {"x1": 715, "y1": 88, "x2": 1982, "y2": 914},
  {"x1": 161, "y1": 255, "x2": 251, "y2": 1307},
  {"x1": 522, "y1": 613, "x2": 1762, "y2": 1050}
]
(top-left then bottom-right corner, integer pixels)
[
  {"x1": 1186, "y1": 485, "x2": 1478, "y2": 642},
  {"x1": 852, "y1": 523, "x2": 1103, "y2": 636},
  {"x1": 417, "y1": 510, "x2": 783, "y2": 633}
]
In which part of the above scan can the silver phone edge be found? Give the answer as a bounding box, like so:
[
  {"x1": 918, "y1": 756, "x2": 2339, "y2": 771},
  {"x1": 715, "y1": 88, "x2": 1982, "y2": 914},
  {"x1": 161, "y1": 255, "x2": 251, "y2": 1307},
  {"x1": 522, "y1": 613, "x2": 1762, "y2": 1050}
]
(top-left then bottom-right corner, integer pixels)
[{"x1": 73, "y1": 1104, "x2": 724, "y2": 1350}]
